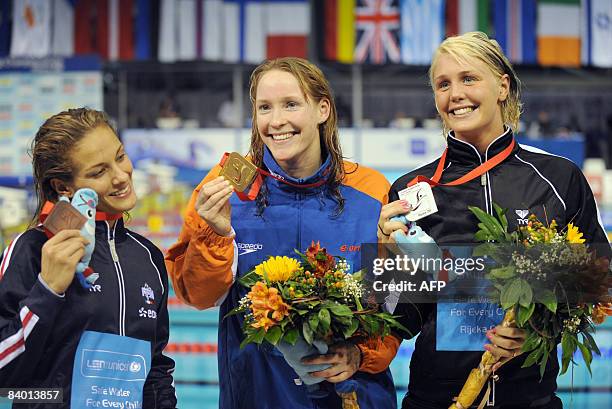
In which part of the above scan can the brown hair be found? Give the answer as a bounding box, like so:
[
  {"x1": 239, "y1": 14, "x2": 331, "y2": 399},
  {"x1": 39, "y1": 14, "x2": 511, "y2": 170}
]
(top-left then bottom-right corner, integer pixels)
[
  {"x1": 429, "y1": 31, "x2": 523, "y2": 135},
  {"x1": 30, "y1": 107, "x2": 115, "y2": 224},
  {"x1": 248, "y1": 57, "x2": 346, "y2": 215}
]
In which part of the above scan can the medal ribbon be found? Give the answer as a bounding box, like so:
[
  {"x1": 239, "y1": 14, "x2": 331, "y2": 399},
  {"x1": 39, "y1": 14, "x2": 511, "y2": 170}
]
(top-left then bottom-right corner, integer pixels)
[
  {"x1": 408, "y1": 139, "x2": 515, "y2": 187},
  {"x1": 40, "y1": 201, "x2": 122, "y2": 222},
  {"x1": 219, "y1": 153, "x2": 329, "y2": 201}
]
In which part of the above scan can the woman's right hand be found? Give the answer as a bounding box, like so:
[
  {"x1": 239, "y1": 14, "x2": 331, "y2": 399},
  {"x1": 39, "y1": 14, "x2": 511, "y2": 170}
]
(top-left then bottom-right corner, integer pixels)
[
  {"x1": 377, "y1": 200, "x2": 412, "y2": 243},
  {"x1": 195, "y1": 176, "x2": 234, "y2": 236},
  {"x1": 40, "y1": 230, "x2": 89, "y2": 294}
]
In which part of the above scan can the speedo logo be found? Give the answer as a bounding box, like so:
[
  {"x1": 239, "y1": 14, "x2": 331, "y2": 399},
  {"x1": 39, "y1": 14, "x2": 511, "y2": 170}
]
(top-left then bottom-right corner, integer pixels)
[{"x1": 237, "y1": 242, "x2": 263, "y2": 256}]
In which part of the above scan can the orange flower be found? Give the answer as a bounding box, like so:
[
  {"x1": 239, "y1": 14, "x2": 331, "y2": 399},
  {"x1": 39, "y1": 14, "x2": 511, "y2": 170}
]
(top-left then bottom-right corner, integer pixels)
[
  {"x1": 305, "y1": 241, "x2": 335, "y2": 277},
  {"x1": 592, "y1": 303, "x2": 612, "y2": 325},
  {"x1": 246, "y1": 281, "x2": 290, "y2": 331}
]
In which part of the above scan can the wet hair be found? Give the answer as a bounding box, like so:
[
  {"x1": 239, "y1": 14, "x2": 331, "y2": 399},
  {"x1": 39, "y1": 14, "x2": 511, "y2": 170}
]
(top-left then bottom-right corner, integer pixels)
[
  {"x1": 30, "y1": 107, "x2": 116, "y2": 224},
  {"x1": 429, "y1": 31, "x2": 523, "y2": 135},
  {"x1": 248, "y1": 57, "x2": 345, "y2": 216}
]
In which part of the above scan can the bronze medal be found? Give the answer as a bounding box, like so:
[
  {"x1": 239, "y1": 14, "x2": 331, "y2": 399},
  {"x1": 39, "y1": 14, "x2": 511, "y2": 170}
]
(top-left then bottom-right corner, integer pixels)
[
  {"x1": 42, "y1": 200, "x2": 87, "y2": 235},
  {"x1": 219, "y1": 152, "x2": 258, "y2": 192}
]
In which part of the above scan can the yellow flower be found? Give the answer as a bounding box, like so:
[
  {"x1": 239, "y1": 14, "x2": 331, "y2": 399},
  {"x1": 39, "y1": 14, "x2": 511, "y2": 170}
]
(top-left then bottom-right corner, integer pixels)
[
  {"x1": 566, "y1": 223, "x2": 585, "y2": 244},
  {"x1": 255, "y1": 256, "x2": 301, "y2": 282}
]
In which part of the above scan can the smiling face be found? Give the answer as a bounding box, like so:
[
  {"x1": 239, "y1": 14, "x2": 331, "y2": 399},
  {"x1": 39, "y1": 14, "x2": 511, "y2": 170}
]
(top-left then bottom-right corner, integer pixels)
[
  {"x1": 432, "y1": 53, "x2": 509, "y2": 148},
  {"x1": 255, "y1": 70, "x2": 330, "y2": 179},
  {"x1": 54, "y1": 125, "x2": 137, "y2": 214}
]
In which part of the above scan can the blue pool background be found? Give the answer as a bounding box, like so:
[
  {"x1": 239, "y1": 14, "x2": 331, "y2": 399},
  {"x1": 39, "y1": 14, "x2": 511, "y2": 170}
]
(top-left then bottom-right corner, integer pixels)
[{"x1": 168, "y1": 298, "x2": 612, "y2": 408}]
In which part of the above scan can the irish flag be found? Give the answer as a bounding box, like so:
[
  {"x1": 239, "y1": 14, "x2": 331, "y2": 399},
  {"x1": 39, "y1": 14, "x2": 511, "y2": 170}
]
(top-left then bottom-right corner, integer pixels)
[
  {"x1": 537, "y1": 0, "x2": 581, "y2": 66},
  {"x1": 446, "y1": 0, "x2": 490, "y2": 37}
]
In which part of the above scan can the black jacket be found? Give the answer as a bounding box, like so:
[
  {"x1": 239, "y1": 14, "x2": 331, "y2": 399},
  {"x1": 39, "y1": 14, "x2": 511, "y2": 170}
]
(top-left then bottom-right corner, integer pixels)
[
  {"x1": 390, "y1": 129, "x2": 610, "y2": 408},
  {"x1": 0, "y1": 219, "x2": 176, "y2": 408}
]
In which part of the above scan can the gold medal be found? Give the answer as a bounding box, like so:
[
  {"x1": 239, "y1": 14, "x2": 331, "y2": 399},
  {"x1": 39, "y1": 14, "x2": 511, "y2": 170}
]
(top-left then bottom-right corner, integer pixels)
[{"x1": 219, "y1": 152, "x2": 258, "y2": 192}]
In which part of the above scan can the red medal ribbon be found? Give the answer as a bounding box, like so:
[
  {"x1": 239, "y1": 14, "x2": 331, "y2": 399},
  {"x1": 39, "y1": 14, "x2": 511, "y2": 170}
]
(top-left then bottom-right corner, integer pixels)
[
  {"x1": 219, "y1": 153, "x2": 328, "y2": 201},
  {"x1": 40, "y1": 201, "x2": 122, "y2": 223},
  {"x1": 408, "y1": 138, "x2": 516, "y2": 187}
]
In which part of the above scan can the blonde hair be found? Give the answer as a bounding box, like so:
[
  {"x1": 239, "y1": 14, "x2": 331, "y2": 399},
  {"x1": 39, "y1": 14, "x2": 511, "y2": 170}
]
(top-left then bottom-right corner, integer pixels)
[
  {"x1": 248, "y1": 57, "x2": 346, "y2": 215},
  {"x1": 30, "y1": 107, "x2": 116, "y2": 223},
  {"x1": 429, "y1": 31, "x2": 522, "y2": 135}
]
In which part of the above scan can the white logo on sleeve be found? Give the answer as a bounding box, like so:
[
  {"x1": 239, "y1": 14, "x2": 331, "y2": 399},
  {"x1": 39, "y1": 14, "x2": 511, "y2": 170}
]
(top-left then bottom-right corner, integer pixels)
[
  {"x1": 515, "y1": 209, "x2": 529, "y2": 225},
  {"x1": 141, "y1": 283, "x2": 155, "y2": 305},
  {"x1": 237, "y1": 242, "x2": 263, "y2": 256}
]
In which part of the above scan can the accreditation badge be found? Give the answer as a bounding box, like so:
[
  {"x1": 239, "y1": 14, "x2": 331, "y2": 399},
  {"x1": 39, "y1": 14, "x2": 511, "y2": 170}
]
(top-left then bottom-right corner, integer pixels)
[
  {"x1": 71, "y1": 331, "x2": 151, "y2": 409},
  {"x1": 397, "y1": 182, "x2": 438, "y2": 221},
  {"x1": 219, "y1": 152, "x2": 258, "y2": 192}
]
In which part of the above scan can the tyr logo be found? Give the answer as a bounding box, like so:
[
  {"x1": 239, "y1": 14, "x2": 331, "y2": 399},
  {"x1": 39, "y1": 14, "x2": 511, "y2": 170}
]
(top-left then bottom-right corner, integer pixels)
[{"x1": 515, "y1": 209, "x2": 529, "y2": 225}]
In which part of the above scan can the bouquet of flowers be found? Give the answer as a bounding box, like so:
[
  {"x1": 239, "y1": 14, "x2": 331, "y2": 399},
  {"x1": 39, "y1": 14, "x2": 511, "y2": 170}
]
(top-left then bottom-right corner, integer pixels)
[
  {"x1": 449, "y1": 204, "x2": 611, "y2": 409},
  {"x1": 227, "y1": 241, "x2": 406, "y2": 408}
]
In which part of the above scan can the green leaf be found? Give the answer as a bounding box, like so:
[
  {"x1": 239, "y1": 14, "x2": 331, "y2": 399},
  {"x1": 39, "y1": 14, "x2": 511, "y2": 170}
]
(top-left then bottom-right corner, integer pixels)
[
  {"x1": 535, "y1": 290, "x2": 557, "y2": 314},
  {"x1": 560, "y1": 333, "x2": 576, "y2": 375},
  {"x1": 282, "y1": 328, "x2": 299, "y2": 345},
  {"x1": 521, "y1": 331, "x2": 542, "y2": 354},
  {"x1": 518, "y1": 280, "x2": 533, "y2": 307},
  {"x1": 500, "y1": 279, "x2": 521, "y2": 309},
  {"x1": 318, "y1": 308, "x2": 331, "y2": 333},
  {"x1": 489, "y1": 266, "x2": 516, "y2": 280},
  {"x1": 238, "y1": 270, "x2": 261, "y2": 287},
  {"x1": 493, "y1": 203, "x2": 509, "y2": 232},
  {"x1": 343, "y1": 318, "x2": 359, "y2": 339},
  {"x1": 539, "y1": 344, "x2": 550, "y2": 379},
  {"x1": 469, "y1": 206, "x2": 504, "y2": 240},
  {"x1": 577, "y1": 342, "x2": 593, "y2": 376},
  {"x1": 516, "y1": 303, "x2": 535, "y2": 327},
  {"x1": 583, "y1": 331, "x2": 601, "y2": 356},
  {"x1": 474, "y1": 230, "x2": 491, "y2": 242},
  {"x1": 522, "y1": 343, "x2": 543, "y2": 368},
  {"x1": 302, "y1": 321, "x2": 314, "y2": 344},
  {"x1": 264, "y1": 326, "x2": 282, "y2": 345},
  {"x1": 327, "y1": 303, "x2": 353, "y2": 317},
  {"x1": 308, "y1": 314, "x2": 319, "y2": 333},
  {"x1": 352, "y1": 269, "x2": 364, "y2": 282},
  {"x1": 252, "y1": 328, "x2": 266, "y2": 344}
]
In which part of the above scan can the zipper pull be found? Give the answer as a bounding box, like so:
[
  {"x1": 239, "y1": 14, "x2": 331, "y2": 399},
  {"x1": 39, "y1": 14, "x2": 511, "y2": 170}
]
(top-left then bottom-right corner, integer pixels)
[
  {"x1": 109, "y1": 238, "x2": 119, "y2": 262},
  {"x1": 480, "y1": 173, "x2": 487, "y2": 186}
]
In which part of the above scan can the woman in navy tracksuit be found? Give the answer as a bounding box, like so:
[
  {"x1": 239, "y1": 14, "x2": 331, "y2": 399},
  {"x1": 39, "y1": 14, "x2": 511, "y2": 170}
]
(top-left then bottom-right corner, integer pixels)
[
  {"x1": 0, "y1": 108, "x2": 176, "y2": 408},
  {"x1": 379, "y1": 32, "x2": 609, "y2": 409}
]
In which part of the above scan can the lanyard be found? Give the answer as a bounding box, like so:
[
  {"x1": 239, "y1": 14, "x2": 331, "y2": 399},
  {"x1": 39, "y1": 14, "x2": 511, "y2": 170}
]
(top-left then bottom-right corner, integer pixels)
[
  {"x1": 408, "y1": 138, "x2": 515, "y2": 187},
  {"x1": 219, "y1": 153, "x2": 329, "y2": 201}
]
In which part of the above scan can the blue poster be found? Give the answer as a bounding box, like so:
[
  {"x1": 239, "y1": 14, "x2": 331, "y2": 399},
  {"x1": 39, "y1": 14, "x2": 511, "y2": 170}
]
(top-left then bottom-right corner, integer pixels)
[
  {"x1": 436, "y1": 302, "x2": 505, "y2": 351},
  {"x1": 71, "y1": 331, "x2": 151, "y2": 409}
]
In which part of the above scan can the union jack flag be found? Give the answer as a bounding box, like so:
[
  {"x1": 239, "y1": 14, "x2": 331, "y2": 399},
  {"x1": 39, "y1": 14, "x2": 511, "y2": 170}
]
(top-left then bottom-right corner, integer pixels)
[{"x1": 355, "y1": 0, "x2": 401, "y2": 64}]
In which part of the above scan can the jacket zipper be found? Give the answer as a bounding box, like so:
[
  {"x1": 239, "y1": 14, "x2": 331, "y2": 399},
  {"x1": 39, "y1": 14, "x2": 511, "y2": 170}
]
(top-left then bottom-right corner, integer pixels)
[{"x1": 107, "y1": 221, "x2": 126, "y2": 336}]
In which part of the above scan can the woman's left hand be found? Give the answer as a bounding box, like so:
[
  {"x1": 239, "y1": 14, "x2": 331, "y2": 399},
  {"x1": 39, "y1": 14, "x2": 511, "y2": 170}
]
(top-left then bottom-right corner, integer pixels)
[
  {"x1": 484, "y1": 326, "x2": 527, "y2": 372},
  {"x1": 302, "y1": 342, "x2": 361, "y2": 383}
]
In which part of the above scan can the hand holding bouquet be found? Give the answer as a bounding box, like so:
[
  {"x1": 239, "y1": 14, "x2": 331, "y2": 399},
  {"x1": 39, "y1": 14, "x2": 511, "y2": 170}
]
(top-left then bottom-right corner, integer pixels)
[
  {"x1": 449, "y1": 204, "x2": 611, "y2": 409},
  {"x1": 227, "y1": 241, "x2": 407, "y2": 407}
]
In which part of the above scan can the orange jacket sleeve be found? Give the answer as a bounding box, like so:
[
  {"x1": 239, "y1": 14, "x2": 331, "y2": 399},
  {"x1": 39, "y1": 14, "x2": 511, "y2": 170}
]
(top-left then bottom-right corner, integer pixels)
[
  {"x1": 357, "y1": 334, "x2": 401, "y2": 374},
  {"x1": 165, "y1": 166, "x2": 237, "y2": 310}
]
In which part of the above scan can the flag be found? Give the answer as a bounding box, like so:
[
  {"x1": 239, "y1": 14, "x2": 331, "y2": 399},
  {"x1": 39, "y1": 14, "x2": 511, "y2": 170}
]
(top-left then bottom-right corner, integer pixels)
[
  {"x1": 0, "y1": 0, "x2": 10, "y2": 57},
  {"x1": 159, "y1": 0, "x2": 310, "y2": 64},
  {"x1": 581, "y1": 0, "x2": 612, "y2": 67},
  {"x1": 446, "y1": 0, "x2": 490, "y2": 37},
  {"x1": 321, "y1": 0, "x2": 356, "y2": 64},
  {"x1": 400, "y1": 0, "x2": 445, "y2": 65},
  {"x1": 11, "y1": 0, "x2": 52, "y2": 57},
  {"x1": 74, "y1": 0, "x2": 134, "y2": 61},
  {"x1": 52, "y1": 0, "x2": 75, "y2": 56},
  {"x1": 135, "y1": 0, "x2": 152, "y2": 60},
  {"x1": 354, "y1": 0, "x2": 401, "y2": 64},
  {"x1": 537, "y1": 0, "x2": 581, "y2": 66},
  {"x1": 494, "y1": 0, "x2": 536, "y2": 64}
]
